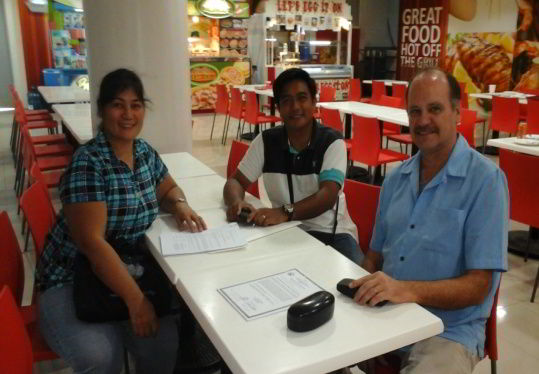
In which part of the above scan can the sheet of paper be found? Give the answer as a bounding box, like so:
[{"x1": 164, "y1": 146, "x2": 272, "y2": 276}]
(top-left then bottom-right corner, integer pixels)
[
  {"x1": 160, "y1": 223, "x2": 246, "y2": 256},
  {"x1": 218, "y1": 269, "x2": 323, "y2": 320}
]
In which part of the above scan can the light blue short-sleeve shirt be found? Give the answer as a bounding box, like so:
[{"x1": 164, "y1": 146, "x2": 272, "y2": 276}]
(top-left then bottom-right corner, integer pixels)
[{"x1": 370, "y1": 135, "x2": 508, "y2": 357}]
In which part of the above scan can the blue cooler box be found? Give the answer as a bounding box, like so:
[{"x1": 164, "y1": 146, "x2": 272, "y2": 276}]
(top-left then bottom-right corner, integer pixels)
[{"x1": 43, "y1": 69, "x2": 66, "y2": 86}]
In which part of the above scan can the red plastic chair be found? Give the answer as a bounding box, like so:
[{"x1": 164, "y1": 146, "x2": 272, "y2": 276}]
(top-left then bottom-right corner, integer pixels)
[
  {"x1": 458, "y1": 108, "x2": 478, "y2": 148},
  {"x1": 222, "y1": 87, "x2": 244, "y2": 145},
  {"x1": 0, "y1": 286, "x2": 34, "y2": 374},
  {"x1": 348, "y1": 78, "x2": 362, "y2": 101},
  {"x1": 343, "y1": 180, "x2": 381, "y2": 253},
  {"x1": 499, "y1": 149, "x2": 539, "y2": 265},
  {"x1": 458, "y1": 82, "x2": 467, "y2": 95},
  {"x1": 378, "y1": 96, "x2": 411, "y2": 153},
  {"x1": 484, "y1": 284, "x2": 500, "y2": 374},
  {"x1": 487, "y1": 97, "x2": 520, "y2": 146},
  {"x1": 243, "y1": 91, "x2": 281, "y2": 137},
  {"x1": 227, "y1": 140, "x2": 260, "y2": 198},
  {"x1": 314, "y1": 85, "x2": 337, "y2": 120},
  {"x1": 320, "y1": 107, "x2": 352, "y2": 152},
  {"x1": 391, "y1": 83, "x2": 407, "y2": 109},
  {"x1": 210, "y1": 84, "x2": 229, "y2": 141},
  {"x1": 526, "y1": 99, "x2": 539, "y2": 134},
  {"x1": 370, "y1": 81, "x2": 387, "y2": 105},
  {"x1": 349, "y1": 115, "x2": 409, "y2": 183}
]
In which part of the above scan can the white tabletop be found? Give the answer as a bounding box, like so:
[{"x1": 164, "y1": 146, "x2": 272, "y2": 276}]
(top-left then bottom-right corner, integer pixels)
[
  {"x1": 235, "y1": 84, "x2": 274, "y2": 98},
  {"x1": 469, "y1": 91, "x2": 533, "y2": 105},
  {"x1": 318, "y1": 101, "x2": 409, "y2": 127},
  {"x1": 175, "y1": 244, "x2": 443, "y2": 374},
  {"x1": 38, "y1": 85, "x2": 90, "y2": 104},
  {"x1": 52, "y1": 103, "x2": 93, "y2": 144},
  {"x1": 160, "y1": 152, "x2": 216, "y2": 179},
  {"x1": 487, "y1": 137, "x2": 539, "y2": 156},
  {"x1": 363, "y1": 80, "x2": 409, "y2": 87}
]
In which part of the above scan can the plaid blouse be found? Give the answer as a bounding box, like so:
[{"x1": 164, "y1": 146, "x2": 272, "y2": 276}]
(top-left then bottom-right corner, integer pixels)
[{"x1": 36, "y1": 131, "x2": 168, "y2": 291}]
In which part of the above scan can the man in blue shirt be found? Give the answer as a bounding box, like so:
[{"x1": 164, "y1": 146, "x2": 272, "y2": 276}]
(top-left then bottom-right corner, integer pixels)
[{"x1": 350, "y1": 68, "x2": 508, "y2": 373}]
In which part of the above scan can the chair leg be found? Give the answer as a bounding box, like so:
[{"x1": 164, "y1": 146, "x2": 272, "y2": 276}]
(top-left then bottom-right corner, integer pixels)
[
  {"x1": 524, "y1": 229, "x2": 531, "y2": 262},
  {"x1": 24, "y1": 227, "x2": 30, "y2": 252},
  {"x1": 483, "y1": 127, "x2": 491, "y2": 154},
  {"x1": 491, "y1": 359, "x2": 497, "y2": 374},
  {"x1": 221, "y1": 115, "x2": 230, "y2": 145},
  {"x1": 124, "y1": 348, "x2": 131, "y2": 374},
  {"x1": 531, "y1": 264, "x2": 539, "y2": 303},
  {"x1": 209, "y1": 113, "x2": 217, "y2": 140}
]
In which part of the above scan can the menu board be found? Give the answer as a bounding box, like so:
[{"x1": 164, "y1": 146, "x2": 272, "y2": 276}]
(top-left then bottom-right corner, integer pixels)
[
  {"x1": 219, "y1": 18, "x2": 248, "y2": 57},
  {"x1": 190, "y1": 60, "x2": 251, "y2": 111},
  {"x1": 316, "y1": 79, "x2": 350, "y2": 101}
]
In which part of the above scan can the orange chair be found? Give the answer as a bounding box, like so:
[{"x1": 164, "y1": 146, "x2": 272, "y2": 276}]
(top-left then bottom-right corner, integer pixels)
[
  {"x1": 391, "y1": 83, "x2": 407, "y2": 109},
  {"x1": 499, "y1": 149, "x2": 539, "y2": 265},
  {"x1": 243, "y1": 91, "x2": 281, "y2": 139},
  {"x1": 378, "y1": 96, "x2": 412, "y2": 153},
  {"x1": 348, "y1": 78, "x2": 362, "y2": 101},
  {"x1": 319, "y1": 107, "x2": 352, "y2": 152},
  {"x1": 349, "y1": 115, "x2": 409, "y2": 183},
  {"x1": 222, "y1": 87, "x2": 244, "y2": 144},
  {"x1": 486, "y1": 97, "x2": 520, "y2": 152},
  {"x1": 0, "y1": 212, "x2": 59, "y2": 363},
  {"x1": 211, "y1": 85, "x2": 229, "y2": 141},
  {"x1": 370, "y1": 80, "x2": 387, "y2": 105},
  {"x1": 526, "y1": 99, "x2": 539, "y2": 134},
  {"x1": 314, "y1": 85, "x2": 337, "y2": 120},
  {"x1": 343, "y1": 179, "x2": 381, "y2": 253},
  {"x1": 0, "y1": 286, "x2": 34, "y2": 374},
  {"x1": 458, "y1": 108, "x2": 478, "y2": 148},
  {"x1": 227, "y1": 140, "x2": 260, "y2": 199}
]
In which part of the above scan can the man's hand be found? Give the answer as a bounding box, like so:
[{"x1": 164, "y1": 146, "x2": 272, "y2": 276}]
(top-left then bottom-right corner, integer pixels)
[
  {"x1": 350, "y1": 271, "x2": 415, "y2": 307},
  {"x1": 251, "y1": 207, "x2": 288, "y2": 226},
  {"x1": 226, "y1": 200, "x2": 257, "y2": 223},
  {"x1": 174, "y1": 202, "x2": 207, "y2": 232}
]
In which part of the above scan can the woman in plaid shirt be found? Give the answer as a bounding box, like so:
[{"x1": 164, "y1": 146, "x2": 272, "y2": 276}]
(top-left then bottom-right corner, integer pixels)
[{"x1": 36, "y1": 69, "x2": 206, "y2": 374}]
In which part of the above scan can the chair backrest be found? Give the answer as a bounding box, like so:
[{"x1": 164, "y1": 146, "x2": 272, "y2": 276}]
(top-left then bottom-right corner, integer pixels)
[
  {"x1": 458, "y1": 82, "x2": 467, "y2": 95},
  {"x1": 319, "y1": 85, "x2": 336, "y2": 103},
  {"x1": 244, "y1": 91, "x2": 259, "y2": 125},
  {"x1": 215, "y1": 84, "x2": 229, "y2": 115},
  {"x1": 379, "y1": 95, "x2": 403, "y2": 134},
  {"x1": 371, "y1": 81, "x2": 387, "y2": 104},
  {"x1": 0, "y1": 211, "x2": 25, "y2": 305},
  {"x1": 526, "y1": 99, "x2": 539, "y2": 134},
  {"x1": 343, "y1": 180, "x2": 381, "y2": 253},
  {"x1": 30, "y1": 164, "x2": 58, "y2": 217},
  {"x1": 229, "y1": 88, "x2": 244, "y2": 120},
  {"x1": 319, "y1": 107, "x2": 343, "y2": 133},
  {"x1": 391, "y1": 83, "x2": 407, "y2": 108},
  {"x1": 227, "y1": 140, "x2": 260, "y2": 198},
  {"x1": 348, "y1": 78, "x2": 362, "y2": 101},
  {"x1": 499, "y1": 149, "x2": 539, "y2": 228},
  {"x1": 491, "y1": 96, "x2": 520, "y2": 134},
  {"x1": 460, "y1": 91, "x2": 469, "y2": 109},
  {"x1": 350, "y1": 114, "x2": 380, "y2": 166},
  {"x1": 0, "y1": 286, "x2": 34, "y2": 374},
  {"x1": 19, "y1": 181, "x2": 56, "y2": 259},
  {"x1": 458, "y1": 108, "x2": 477, "y2": 147},
  {"x1": 484, "y1": 283, "x2": 500, "y2": 363}
]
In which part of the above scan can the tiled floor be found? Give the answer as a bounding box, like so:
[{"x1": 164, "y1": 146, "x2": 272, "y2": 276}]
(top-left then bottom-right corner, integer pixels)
[{"x1": 1, "y1": 111, "x2": 538, "y2": 373}]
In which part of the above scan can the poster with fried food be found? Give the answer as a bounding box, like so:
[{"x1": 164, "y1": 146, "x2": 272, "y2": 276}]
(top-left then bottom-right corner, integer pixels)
[
  {"x1": 190, "y1": 61, "x2": 251, "y2": 112},
  {"x1": 512, "y1": 0, "x2": 539, "y2": 91}
]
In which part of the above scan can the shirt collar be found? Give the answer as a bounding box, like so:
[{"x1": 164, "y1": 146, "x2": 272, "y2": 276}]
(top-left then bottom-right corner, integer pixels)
[
  {"x1": 94, "y1": 130, "x2": 147, "y2": 161},
  {"x1": 279, "y1": 119, "x2": 320, "y2": 152}
]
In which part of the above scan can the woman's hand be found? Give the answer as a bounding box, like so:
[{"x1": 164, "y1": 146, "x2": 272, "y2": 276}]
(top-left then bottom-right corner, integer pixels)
[
  {"x1": 174, "y1": 202, "x2": 207, "y2": 232},
  {"x1": 128, "y1": 295, "x2": 159, "y2": 337}
]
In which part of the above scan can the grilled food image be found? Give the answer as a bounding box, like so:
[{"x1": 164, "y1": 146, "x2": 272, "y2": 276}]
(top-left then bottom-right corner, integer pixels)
[{"x1": 515, "y1": 64, "x2": 539, "y2": 90}]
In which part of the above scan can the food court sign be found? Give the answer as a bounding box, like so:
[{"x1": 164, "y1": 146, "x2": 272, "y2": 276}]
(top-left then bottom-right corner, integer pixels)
[
  {"x1": 397, "y1": 0, "x2": 449, "y2": 81},
  {"x1": 274, "y1": 0, "x2": 345, "y2": 16}
]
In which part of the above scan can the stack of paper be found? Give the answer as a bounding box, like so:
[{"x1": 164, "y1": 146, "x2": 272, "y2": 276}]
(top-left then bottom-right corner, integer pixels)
[{"x1": 160, "y1": 223, "x2": 246, "y2": 256}]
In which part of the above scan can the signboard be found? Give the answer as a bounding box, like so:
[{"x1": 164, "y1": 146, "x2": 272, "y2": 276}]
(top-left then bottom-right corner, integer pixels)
[
  {"x1": 397, "y1": 0, "x2": 449, "y2": 81},
  {"x1": 265, "y1": 0, "x2": 350, "y2": 20}
]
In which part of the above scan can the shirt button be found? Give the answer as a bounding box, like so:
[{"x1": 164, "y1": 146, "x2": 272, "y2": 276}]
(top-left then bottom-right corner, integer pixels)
[
  {"x1": 410, "y1": 224, "x2": 415, "y2": 229},
  {"x1": 400, "y1": 256, "x2": 405, "y2": 261}
]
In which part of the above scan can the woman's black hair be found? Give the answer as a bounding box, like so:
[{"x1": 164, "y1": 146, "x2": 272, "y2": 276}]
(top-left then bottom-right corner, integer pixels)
[
  {"x1": 97, "y1": 68, "x2": 150, "y2": 116},
  {"x1": 273, "y1": 68, "x2": 317, "y2": 105}
]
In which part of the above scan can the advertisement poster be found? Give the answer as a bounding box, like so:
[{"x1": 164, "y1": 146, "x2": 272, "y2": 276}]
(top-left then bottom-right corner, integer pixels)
[
  {"x1": 512, "y1": 0, "x2": 539, "y2": 91},
  {"x1": 397, "y1": 0, "x2": 450, "y2": 82},
  {"x1": 317, "y1": 79, "x2": 349, "y2": 101},
  {"x1": 190, "y1": 61, "x2": 250, "y2": 111}
]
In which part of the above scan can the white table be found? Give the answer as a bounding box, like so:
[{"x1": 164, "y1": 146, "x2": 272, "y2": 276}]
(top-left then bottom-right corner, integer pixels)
[
  {"x1": 487, "y1": 137, "x2": 539, "y2": 157},
  {"x1": 363, "y1": 80, "x2": 408, "y2": 87},
  {"x1": 235, "y1": 84, "x2": 274, "y2": 98},
  {"x1": 160, "y1": 152, "x2": 216, "y2": 179},
  {"x1": 38, "y1": 85, "x2": 90, "y2": 104},
  {"x1": 317, "y1": 101, "x2": 409, "y2": 127},
  {"x1": 469, "y1": 91, "x2": 534, "y2": 105},
  {"x1": 174, "y1": 245, "x2": 442, "y2": 374},
  {"x1": 52, "y1": 103, "x2": 93, "y2": 144}
]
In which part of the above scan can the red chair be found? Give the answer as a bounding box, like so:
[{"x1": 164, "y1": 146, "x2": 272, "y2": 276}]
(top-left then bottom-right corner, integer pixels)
[
  {"x1": 458, "y1": 82, "x2": 467, "y2": 95},
  {"x1": 243, "y1": 91, "x2": 281, "y2": 138},
  {"x1": 314, "y1": 85, "x2": 337, "y2": 120},
  {"x1": 484, "y1": 284, "x2": 500, "y2": 374},
  {"x1": 227, "y1": 140, "x2": 260, "y2": 198},
  {"x1": 348, "y1": 78, "x2": 362, "y2": 101},
  {"x1": 222, "y1": 87, "x2": 244, "y2": 145},
  {"x1": 458, "y1": 108, "x2": 478, "y2": 147},
  {"x1": 499, "y1": 149, "x2": 539, "y2": 265},
  {"x1": 349, "y1": 115, "x2": 409, "y2": 183},
  {"x1": 0, "y1": 286, "x2": 34, "y2": 374},
  {"x1": 378, "y1": 96, "x2": 412, "y2": 153},
  {"x1": 391, "y1": 83, "x2": 407, "y2": 109},
  {"x1": 210, "y1": 84, "x2": 229, "y2": 141},
  {"x1": 486, "y1": 97, "x2": 520, "y2": 151},
  {"x1": 526, "y1": 99, "x2": 539, "y2": 134},
  {"x1": 320, "y1": 107, "x2": 352, "y2": 152},
  {"x1": 343, "y1": 180, "x2": 381, "y2": 253},
  {"x1": 370, "y1": 81, "x2": 387, "y2": 105}
]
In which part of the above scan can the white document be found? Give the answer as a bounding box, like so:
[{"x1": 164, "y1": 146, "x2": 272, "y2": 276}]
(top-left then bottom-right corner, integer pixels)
[
  {"x1": 160, "y1": 223, "x2": 246, "y2": 256},
  {"x1": 218, "y1": 269, "x2": 323, "y2": 320}
]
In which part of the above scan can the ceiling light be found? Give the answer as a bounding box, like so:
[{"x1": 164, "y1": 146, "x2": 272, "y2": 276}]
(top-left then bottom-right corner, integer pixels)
[{"x1": 309, "y1": 41, "x2": 331, "y2": 46}]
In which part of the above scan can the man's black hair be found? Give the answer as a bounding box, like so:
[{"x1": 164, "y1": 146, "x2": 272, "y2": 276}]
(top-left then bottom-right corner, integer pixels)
[{"x1": 273, "y1": 68, "x2": 317, "y2": 105}]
